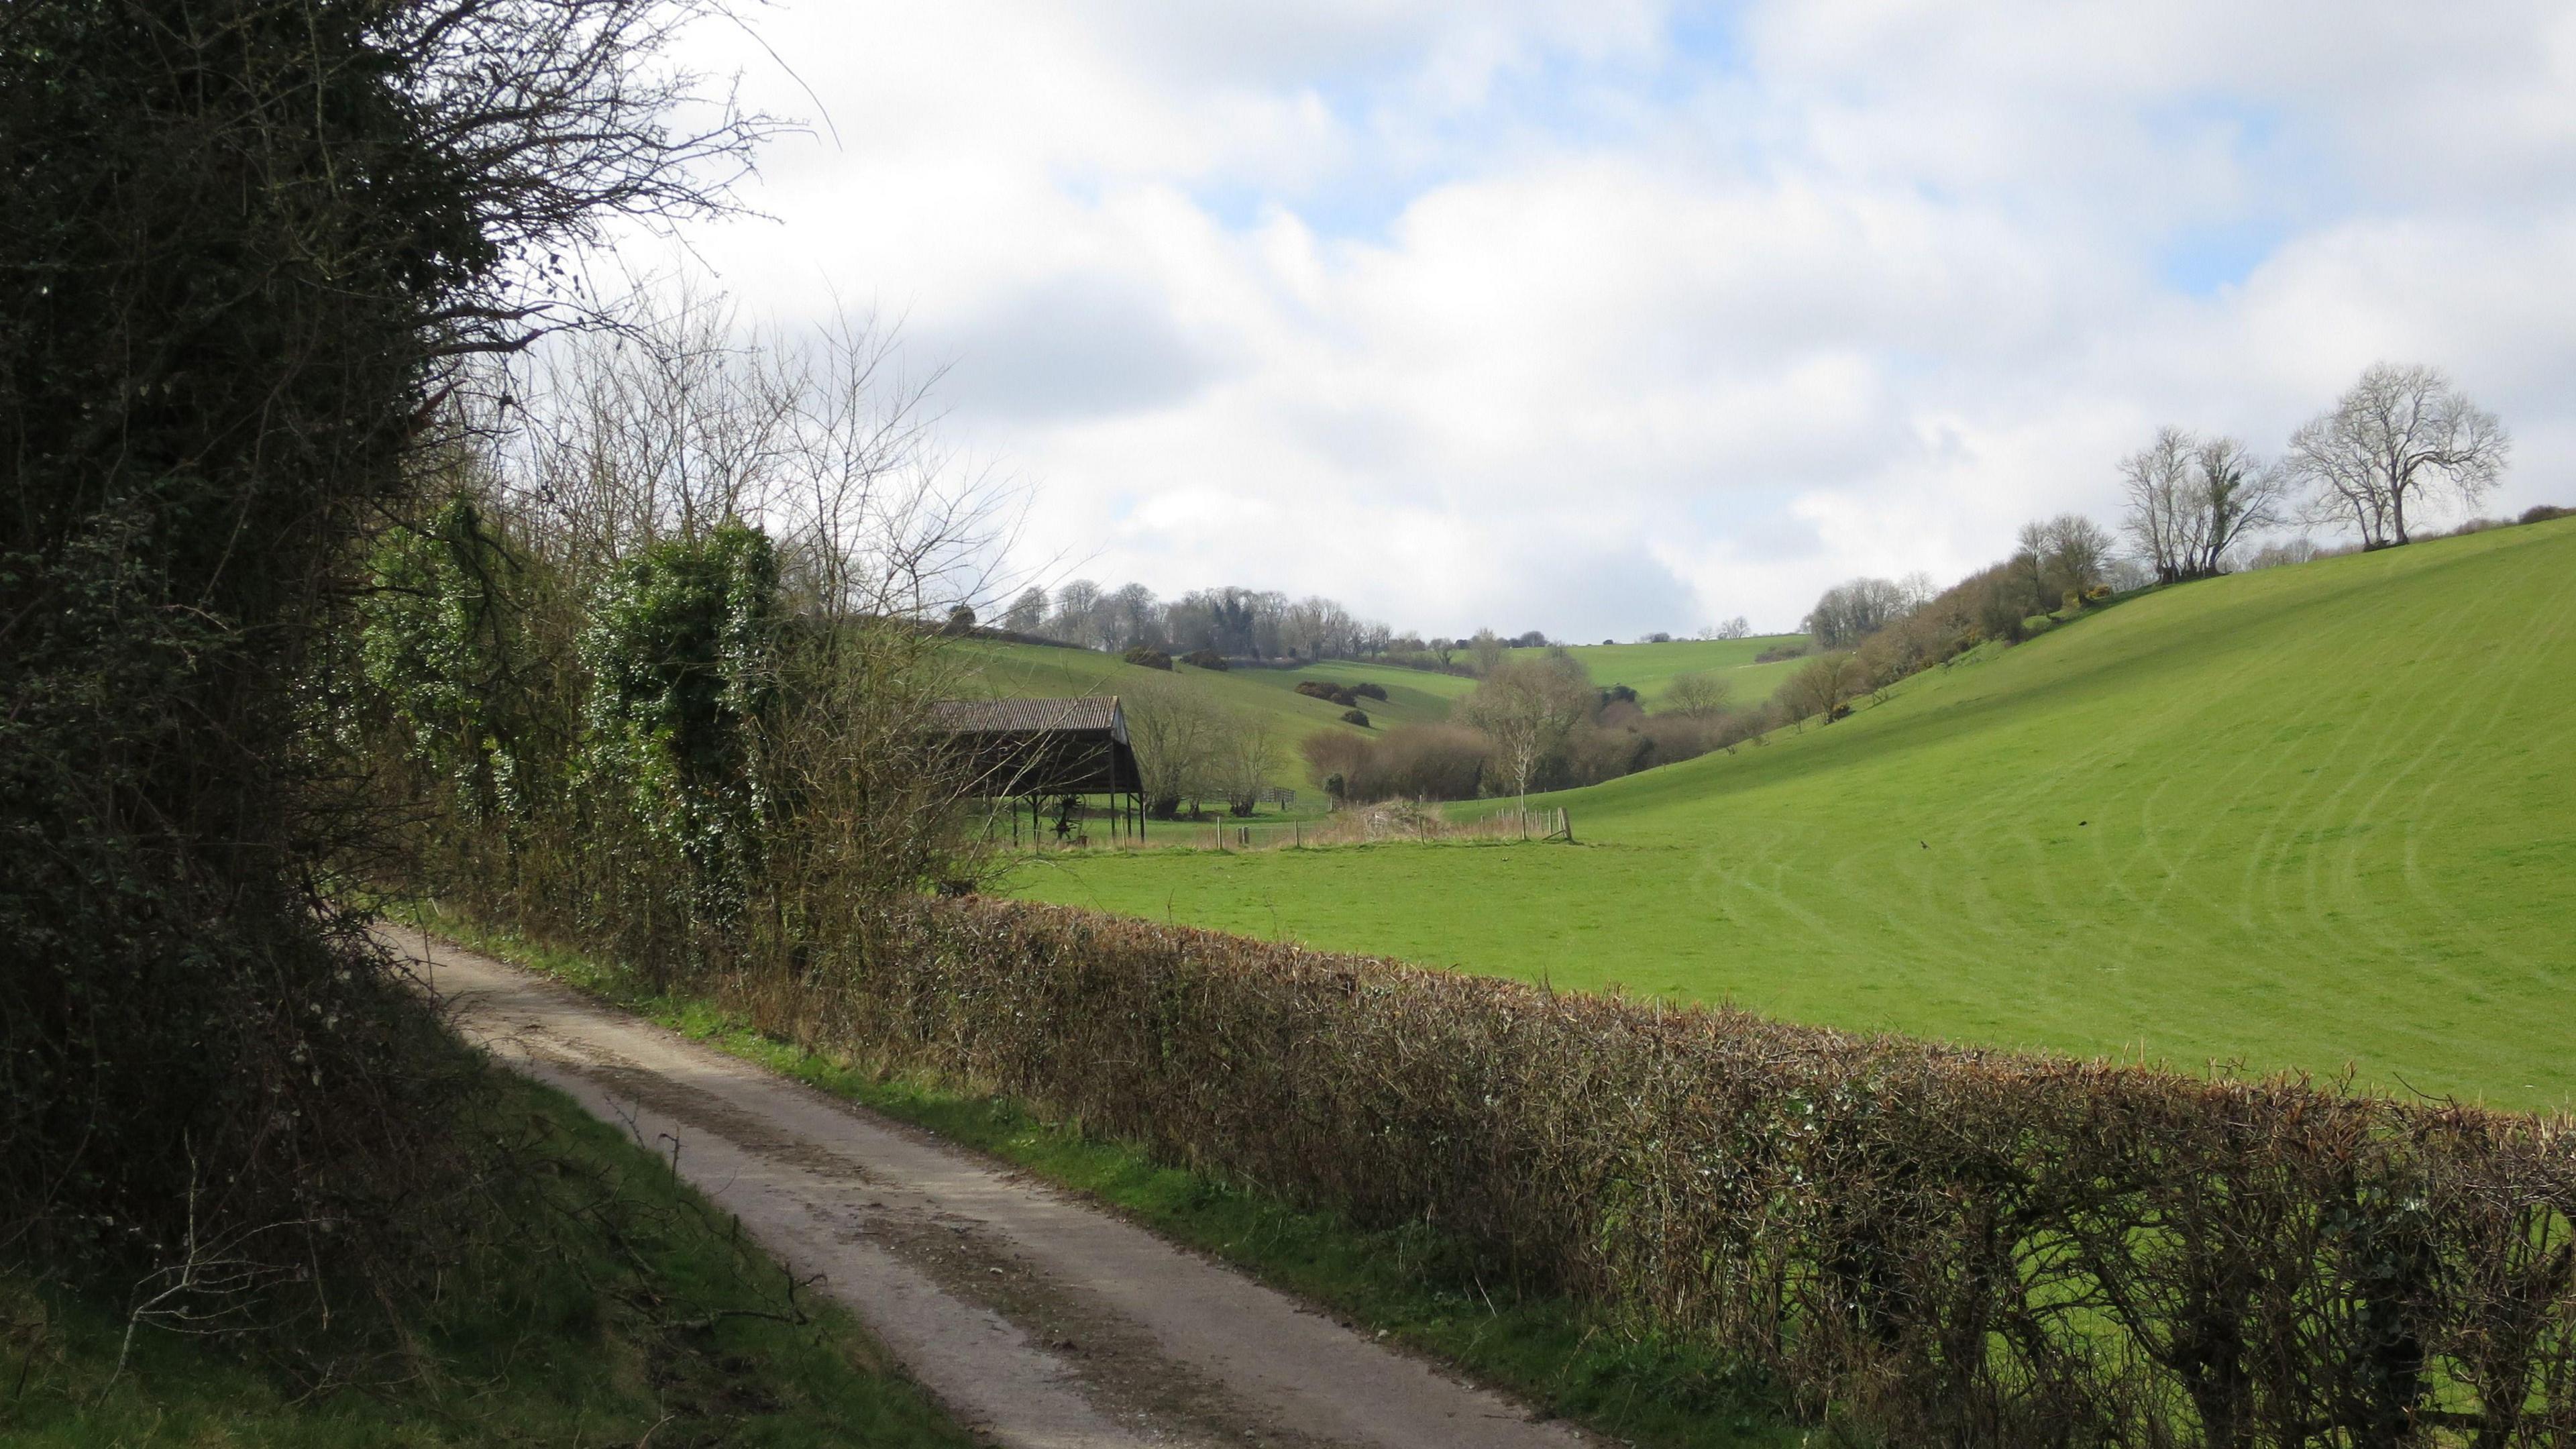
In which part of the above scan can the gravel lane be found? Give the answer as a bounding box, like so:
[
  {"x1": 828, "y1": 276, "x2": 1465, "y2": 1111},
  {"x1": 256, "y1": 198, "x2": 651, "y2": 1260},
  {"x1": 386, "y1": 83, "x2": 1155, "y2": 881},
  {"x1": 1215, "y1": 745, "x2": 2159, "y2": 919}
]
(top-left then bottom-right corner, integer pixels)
[{"x1": 398, "y1": 929, "x2": 1599, "y2": 1449}]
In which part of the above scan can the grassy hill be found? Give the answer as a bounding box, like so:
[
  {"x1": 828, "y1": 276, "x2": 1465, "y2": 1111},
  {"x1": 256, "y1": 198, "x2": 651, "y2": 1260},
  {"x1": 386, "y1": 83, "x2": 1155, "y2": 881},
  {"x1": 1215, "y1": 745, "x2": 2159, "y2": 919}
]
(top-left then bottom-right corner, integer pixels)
[
  {"x1": 1506, "y1": 635, "x2": 1811, "y2": 707},
  {"x1": 943, "y1": 641, "x2": 1397, "y2": 796},
  {"x1": 1006, "y1": 518, "x2": 2576, "y2": 1112},
  {"x1": 945, "y1": 635, "x2": 1810, "y2": 790}
]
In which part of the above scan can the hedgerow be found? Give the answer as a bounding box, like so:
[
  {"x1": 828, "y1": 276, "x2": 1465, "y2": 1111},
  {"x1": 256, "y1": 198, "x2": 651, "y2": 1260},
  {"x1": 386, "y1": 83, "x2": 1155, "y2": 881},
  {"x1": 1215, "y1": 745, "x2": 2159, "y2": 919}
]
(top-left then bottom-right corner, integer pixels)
[{"x1": 633, "y1": 900, "x2": 2576, "y2": 1448}]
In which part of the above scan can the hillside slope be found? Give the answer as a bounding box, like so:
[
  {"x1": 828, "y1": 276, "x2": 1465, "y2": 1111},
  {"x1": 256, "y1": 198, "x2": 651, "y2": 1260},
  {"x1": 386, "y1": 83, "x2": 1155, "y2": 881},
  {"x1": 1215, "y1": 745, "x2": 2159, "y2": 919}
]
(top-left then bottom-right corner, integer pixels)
[
  {"x1": 1010, "y1": 519, "x2": 2576, "y2": 1110},
  {"x1": 947, "y1": 634, "x2": 1809, "y2": 761},
  {"x1": 1504, "y1": 635, "x2": 1811, "y2": 706}
]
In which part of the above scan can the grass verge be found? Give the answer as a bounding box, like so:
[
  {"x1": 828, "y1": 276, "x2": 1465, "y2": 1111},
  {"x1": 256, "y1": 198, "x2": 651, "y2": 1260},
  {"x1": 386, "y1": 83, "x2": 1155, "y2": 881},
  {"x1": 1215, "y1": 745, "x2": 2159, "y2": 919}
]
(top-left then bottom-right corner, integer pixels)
[
  {"x1": 415, "y1": 906, "x2": 1807, "y2": 1449},
  {"x1": 0, "y1": 1070, "x2": 976, "y2": 1448}
]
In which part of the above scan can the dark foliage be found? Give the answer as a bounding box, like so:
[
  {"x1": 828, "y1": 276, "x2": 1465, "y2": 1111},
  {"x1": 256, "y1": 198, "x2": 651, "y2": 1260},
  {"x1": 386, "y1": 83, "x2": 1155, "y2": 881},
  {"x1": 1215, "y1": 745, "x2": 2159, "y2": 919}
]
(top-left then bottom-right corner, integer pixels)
[
  {"x1": 0, "y1": 0, "x2": 754, "y2": 1334},
  {"x1": 1295, "y1": 679, "x2": 1360, "y2": 706},
  {"x1": 1123, "y1": 647, "x2": 1174, "y2": 671},
  {"x1": 1181, "y1": 647, "x2": 1228, "y2": 670}
]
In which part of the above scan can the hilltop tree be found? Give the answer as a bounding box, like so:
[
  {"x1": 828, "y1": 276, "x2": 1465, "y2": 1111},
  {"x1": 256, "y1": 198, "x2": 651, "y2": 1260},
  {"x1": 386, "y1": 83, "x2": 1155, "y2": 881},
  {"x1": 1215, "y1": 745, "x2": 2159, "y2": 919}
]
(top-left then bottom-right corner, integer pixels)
[
  {"x1": 2289, "y1": 364, "x2": 2510, "y2": 548},
  {"x1": 1803, "y1": 578, "x2": 1907, "y2": 649},
  {"x1": 1468, "y1": 628, "x2": 1508, "y2": 677},
  {"x1": 2186, "y1": 436, "x2": 2288, "y2": 575},
  {"x1": 2123, "y1": 428, "x2": 2287, "y2": 580},
  {"x1": 1003, "y1": 586, "x2": 1048, "y2": 633},
  {"x1": 1462, "y1": 651, "x2": 1593, "y2": 812},
  {"x1": 1049, "y1": 578, "x2": 1103, "y2": 643},
  {"x1": 2121, "y1": 427, "x2": 2202, "y2": 584}
]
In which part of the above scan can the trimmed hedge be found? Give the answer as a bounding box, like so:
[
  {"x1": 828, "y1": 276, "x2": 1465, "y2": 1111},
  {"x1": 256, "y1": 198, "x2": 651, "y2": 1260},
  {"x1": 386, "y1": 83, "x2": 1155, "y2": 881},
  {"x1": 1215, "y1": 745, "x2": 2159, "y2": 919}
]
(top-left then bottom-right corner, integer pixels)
[{"x1": 721, "y1": 902, "x2": 2576, "y2": 1448}]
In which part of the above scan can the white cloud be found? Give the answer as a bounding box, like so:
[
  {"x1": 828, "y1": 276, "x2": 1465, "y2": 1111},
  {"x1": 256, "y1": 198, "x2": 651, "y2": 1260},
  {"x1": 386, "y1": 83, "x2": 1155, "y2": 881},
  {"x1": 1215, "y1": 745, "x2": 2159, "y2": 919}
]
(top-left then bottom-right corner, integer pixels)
[{"x1": 656, "y1": 0, "x2": 2576, "y2": 635}]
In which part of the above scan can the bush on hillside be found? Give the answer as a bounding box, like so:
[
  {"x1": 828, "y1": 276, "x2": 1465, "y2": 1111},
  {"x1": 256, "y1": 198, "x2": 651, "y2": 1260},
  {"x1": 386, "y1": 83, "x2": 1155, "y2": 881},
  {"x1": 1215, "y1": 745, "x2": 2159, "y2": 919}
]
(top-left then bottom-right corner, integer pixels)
[
  {"x1": 1300, "y1": 723, "x2": 1488, "y2": 802},
  {"x1": 1754, "y1": 643, "x2": 1808, "y2": 663},
  {"x1": 1181, "y1": 648, "x2": 1228, "y2": 670},
  {"x1": 1340, "y1": 708, "x2": 1371, "y2": 727},
  {"x1": 1295, "y1": 680, "x2": 1359, "y2": 706},
  {"x1": 2520, "y1": 503, "x2": 2571, "y2": 525},
  {"x1": 684, "y1": 899, "x2": 2576, "y2": 1449},
  {"x1": 1350, "y1": 681, "x2": 1388, "y2": 700},
  {"x1": 1550, "y1": 720, "x2": 1656, "y2": 788},
  {"x1": 1124, "y1": 647, "x2": 1174, "y2": 671}
]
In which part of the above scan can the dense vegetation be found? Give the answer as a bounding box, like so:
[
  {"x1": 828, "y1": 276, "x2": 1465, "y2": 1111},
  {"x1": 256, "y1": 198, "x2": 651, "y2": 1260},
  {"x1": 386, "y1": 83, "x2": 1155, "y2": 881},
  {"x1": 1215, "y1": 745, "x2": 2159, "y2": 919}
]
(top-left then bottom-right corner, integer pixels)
[
  {"x1": 1014, "y1": 518, "x2": 2576, "y2": 1112},
  {"x1": 0, "y1": 0, "x2": 755, "y2": 1329},
  {"x1": 0, "y1": 3, "x2": 979, "y2": 1437}
]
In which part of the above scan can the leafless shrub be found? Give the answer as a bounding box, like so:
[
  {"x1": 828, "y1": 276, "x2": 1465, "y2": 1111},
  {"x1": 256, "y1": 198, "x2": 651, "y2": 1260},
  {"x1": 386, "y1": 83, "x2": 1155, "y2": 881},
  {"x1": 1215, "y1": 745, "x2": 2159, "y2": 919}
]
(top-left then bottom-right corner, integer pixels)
[{"x1": 1300, "y1": 723, "x2": 1493, "y2": 804}]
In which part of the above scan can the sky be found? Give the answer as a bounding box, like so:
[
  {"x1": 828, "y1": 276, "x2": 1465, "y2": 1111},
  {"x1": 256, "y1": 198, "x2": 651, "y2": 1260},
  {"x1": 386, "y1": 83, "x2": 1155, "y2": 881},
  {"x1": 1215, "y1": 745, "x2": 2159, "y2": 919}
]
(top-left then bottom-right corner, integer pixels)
[{"x1": 651, "y1": 0, "x2": 2576, "y2": 639}]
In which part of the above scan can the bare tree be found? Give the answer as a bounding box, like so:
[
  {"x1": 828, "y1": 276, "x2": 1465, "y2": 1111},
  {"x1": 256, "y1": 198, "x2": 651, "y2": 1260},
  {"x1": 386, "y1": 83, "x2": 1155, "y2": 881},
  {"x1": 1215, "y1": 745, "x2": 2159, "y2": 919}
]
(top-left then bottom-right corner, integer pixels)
[
  {"x1": 1660, "y1": 671, "x2": 1732, "y2": 722},
  {"x1": 1216, "y1": 713, "x2": 1283, "y2": 817},
  {"x1": 2122, "y1": 427, "x2": 2290, "y2": 581},
  {"x1": 1124, "y1": 675, "x2": 1224, "y2": 818},
  {"x1": 1049, "y1": 579, "x2": 1103, "y2": 645},
  {"x1": 2121, "y1": 426, "x2": 2204, "y2": 584},
  {"x1": 502, "y1": 296, "x2": 1008, "y2": 621},
  {"x1": 1468, "y1": 628, "x2": 1508, "y2": 678},
  {"x1": 2039, "y1": 515, "x2": 2116, "y2": 599},
  {"x1": 2187, "y1": 436, "x2": 2288, "y2": 576},
  {"x1": 1004, "y1": 586, "x2": 1048, "y2": 633},
  {"x1": 2288, "y1": 364, "x2": 2510, "y2": 548},
  {"x1": 1803, "y1": 578, "x2": 1907, "y2": 649},
  {"x1": 1783, "y1": 651, "x2": 1862, "y2": 724},
  {"x1": 1462, "y1": 652, "x2": 1592, "y2": 815}
]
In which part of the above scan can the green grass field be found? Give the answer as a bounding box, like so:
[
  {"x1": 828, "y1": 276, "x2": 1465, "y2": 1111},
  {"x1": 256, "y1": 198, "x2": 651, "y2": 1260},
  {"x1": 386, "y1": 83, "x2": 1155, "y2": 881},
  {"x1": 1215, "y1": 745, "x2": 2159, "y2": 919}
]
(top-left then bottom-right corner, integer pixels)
[
  {"x1": 1008, "y1": 519, "x2": 2576, "y2": 1112},
  {"x1": 1505, "y1": 635, "x2": 1811, "y2": 708}
]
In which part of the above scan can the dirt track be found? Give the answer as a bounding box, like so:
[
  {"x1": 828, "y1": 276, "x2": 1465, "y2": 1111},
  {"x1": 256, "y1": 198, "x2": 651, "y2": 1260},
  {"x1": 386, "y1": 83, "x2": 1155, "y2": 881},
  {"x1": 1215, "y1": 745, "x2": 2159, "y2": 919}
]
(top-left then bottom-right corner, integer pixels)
[{"x1": 397, "y1": 930, "x2": 1599, "y2": 1449}]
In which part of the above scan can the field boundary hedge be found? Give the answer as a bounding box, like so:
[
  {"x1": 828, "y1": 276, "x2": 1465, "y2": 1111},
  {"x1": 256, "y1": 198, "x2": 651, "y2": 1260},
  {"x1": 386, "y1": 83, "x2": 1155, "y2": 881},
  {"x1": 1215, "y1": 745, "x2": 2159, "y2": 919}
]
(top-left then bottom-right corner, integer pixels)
[{"x1": 654, "y1": 902, "x2": 2574, "y2": 1446}]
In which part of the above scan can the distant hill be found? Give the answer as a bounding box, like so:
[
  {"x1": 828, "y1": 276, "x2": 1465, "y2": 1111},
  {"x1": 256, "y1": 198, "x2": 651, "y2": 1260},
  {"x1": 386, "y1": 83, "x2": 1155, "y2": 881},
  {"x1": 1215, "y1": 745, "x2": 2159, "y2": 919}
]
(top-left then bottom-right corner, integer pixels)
[
  {"x1": 1012, "y1": 517, "x2": 2576, "y2": 1112},
  {"x1": 1503, "y1": 635, "x2": 1811, "y2": 707},
  {"x1": 943, "y1": 635, "x2": 1809, "y2": 793}
]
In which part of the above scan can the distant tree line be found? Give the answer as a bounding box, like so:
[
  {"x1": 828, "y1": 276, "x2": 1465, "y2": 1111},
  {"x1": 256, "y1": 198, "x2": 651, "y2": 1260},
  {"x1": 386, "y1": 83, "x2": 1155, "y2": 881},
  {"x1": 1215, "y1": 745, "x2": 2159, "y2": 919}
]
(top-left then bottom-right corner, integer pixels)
[
  {"x1": 1004, "y1": 580, "x2": 1387, "y2": 661},
  {"x1": 1000, "y1": 578, "x2": 1584, "y2": 674}
]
